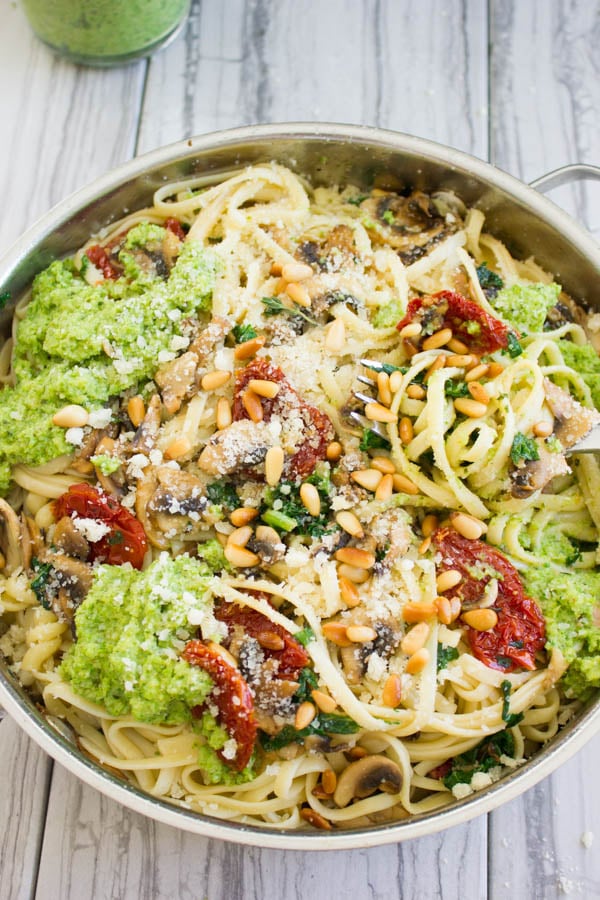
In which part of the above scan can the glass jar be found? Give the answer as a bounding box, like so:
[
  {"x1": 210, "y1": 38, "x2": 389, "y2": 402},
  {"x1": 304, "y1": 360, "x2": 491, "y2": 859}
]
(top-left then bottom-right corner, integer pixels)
[{"x1": 22, "y1": 0, "x2": 191, "y2": 67}]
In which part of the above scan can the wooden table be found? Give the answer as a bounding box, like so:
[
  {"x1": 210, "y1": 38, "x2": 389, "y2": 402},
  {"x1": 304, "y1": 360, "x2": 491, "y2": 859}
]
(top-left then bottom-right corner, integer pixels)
[{"x1": 1, "y1": 2, "x2": 599, "y2": 897}]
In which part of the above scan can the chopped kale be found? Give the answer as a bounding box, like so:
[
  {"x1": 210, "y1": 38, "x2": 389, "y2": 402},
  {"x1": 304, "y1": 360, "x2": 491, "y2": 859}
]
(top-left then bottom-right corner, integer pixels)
[
  {"x1": 500, "y1": 680, "x2": 524, "y2": 727},
  {"x1": 347, "y1": 194, "x2": 368, "y2": 206},
  {"x1": 442, "y1": 729, "x2": 516, "y2": 790},
  {"x1": 476, "y1": 264, "x2": 504, "y2": 298},
  {"x1": 360, "y1": 428, "x2": 391, "y2": 452},
  {"x1": 231, "y1": 323, "x2": 257, "y2": 343},
  {"x1": 437, "y1": 644, "x2": 459, "y2": 672},
  {"x1": 510, "y1": 432, "x2": 540, "y2": 466},
  {"x1": 506, "y1": 332, "x2": 523, "y2": 358},
  {"x1": 206, "y1": 479, "x2": 239, "y2": 511},
  {"x1": 295, "y1": 666, "x2": 319, "y2": 701},
  {"x1": 261, "y1": 296, "x2": 317, "y2": 326},
  {"x1": 295, "y1": 627, "x2": 316, "y2": 647},
  {"x1": 30, "y1": 558, "x2": 53, "y2": 610},
  {"x1": 259, "y1": 711, "x2": 359, "y2": 751},
  {"x1": 444, "y1": 378, "x2": 470, "y2": 398},
  {"x1": 261, "y1": 469, "x2": 336, "y2": 538}
]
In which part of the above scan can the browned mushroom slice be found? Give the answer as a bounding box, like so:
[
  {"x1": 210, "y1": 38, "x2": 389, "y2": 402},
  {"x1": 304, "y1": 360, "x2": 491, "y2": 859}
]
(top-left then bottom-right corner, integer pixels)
[
  {"x1": 187, "y1": 316, "x2": 231, "y2": 360},
  {"x1": 132, "y1": 394, "x2": 162, "y2": 453},
  {"x1": 154, "y1": 351, "x2": 198, "y2": 415},
  {"x1": 198, "y1": 419, "x2": 276, "y2": 476},
  {"x1": 135, "y1": 468, "x2": 169, "y2": 550},
  {"x1": 333, "y1": 755, "x2": 403, "y2": 807},
  {"x1": 0, "y1": 499, "x2": 24, "y2": 573},
  {"x1": 148, "y1": 467, "x2": 208, "y2": 518},
  {"x1": 510, "y1": 443, "x2": 570, "y2": 499},
  {"x1": 42, "y1": 553, "x2": 94, "y2": 626},
  {"x1": 543, "y1": 378, "x2": 600, "y2": 449},
  {"x1": 53, "y1": 516, "x2": 90, "y2": 560},
  {"x1": 360, "y1": 190, "x2": 456, "y2": 264},
  {"x1": 247, "y1": 525, "x2": 286, "y2": 566}
]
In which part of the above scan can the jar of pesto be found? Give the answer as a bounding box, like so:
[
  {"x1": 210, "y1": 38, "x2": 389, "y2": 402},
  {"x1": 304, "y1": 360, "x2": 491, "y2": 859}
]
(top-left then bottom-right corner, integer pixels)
[{"x1": 22, "y1": 0, "x2": 190, "y2": 66}]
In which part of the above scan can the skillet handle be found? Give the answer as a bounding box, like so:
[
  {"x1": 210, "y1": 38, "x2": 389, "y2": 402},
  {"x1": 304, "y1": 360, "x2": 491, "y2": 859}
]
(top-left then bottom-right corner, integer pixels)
[{"x1": 530, "y1": 164, "x2": 600, "y2": 193}]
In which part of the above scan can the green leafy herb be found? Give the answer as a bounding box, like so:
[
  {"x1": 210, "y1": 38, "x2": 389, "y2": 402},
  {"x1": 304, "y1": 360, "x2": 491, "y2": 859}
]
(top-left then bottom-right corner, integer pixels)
[
  {"x1": 0, "y1": 291, "x2": 11, "y2": 311},
  {"x1": 506, "y1": 332, "x2": 523, "y2": 358},
  {"x1": 206, "y1": 480, "x2": 239, "y2": 511},
  {"x1": 295, "y1": 627, "x2": 316, "y2": 648},
  {"x1": 442, "y1": 729, "x2": 515, "y2": 790},
  {"x1": 359, "y1": 428, "x2": 390, "y2": 451},
  {"x1": 261, "y1": 296, "x2": 317, "y2": 326},
  {"x1": 261, "y1": 469, "x2": 336, "y2": 538},
  {"x1": 444, "y1": 378, "x2": 470, "y2": 398},
  {"x1": 295, "y1": 666, "x2": 319, "y2": 701},
  {"x1": 437, "y1": 644, "x2": 459, "y2": 672},
  {"x1": 510, "y1": 432, "x2": 540, "y2": 466},
  {"x1": 232, "y1": 323, "x2": 257, "y2": 343},
  {"x1": 382, "y1": 209, "x2": 395, "y2": 225},
  {"x1": 565, "y1": 540, "x2": 583, "y2": 566},
  {"x1": 347, "y1": 194, "x2": 368, "y2": 206},
  {"x1": 30, "y1": 558, "x2": 53, "y2": 610},
  {"x1": 259, "y1": 711, "x2": 359, "y2": 751},
  {"x1": 476, "y1": 264, "x2": 504, "y2": 297},
  {"x1": 500, "y1": 680, "x2": 524, "y2": 727}
]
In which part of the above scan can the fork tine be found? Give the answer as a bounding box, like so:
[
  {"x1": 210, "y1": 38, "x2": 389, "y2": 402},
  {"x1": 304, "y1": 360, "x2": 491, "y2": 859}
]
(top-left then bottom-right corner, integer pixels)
[
  {"x1": 349, "y1": 410, "x2": 389, "y2": 439},
  {"x1": 354, "y1": 389, "x2": 377, "y2": 405},
  {"x1": 357, "y1": 373, "x2": 377, "y2": 388}
]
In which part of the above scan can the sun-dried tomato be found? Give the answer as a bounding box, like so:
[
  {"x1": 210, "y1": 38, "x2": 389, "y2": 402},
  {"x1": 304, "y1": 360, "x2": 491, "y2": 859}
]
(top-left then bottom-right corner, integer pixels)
[
  {"x1": 432, "y1": 528, "x2": 546, "y2": 672},
  {"x1": 397, "y1": 290, "x2": 513, "y2": 355},
  {"x1": 215, "y1": 601, "x2": 309, "y2": 679},
  {"x1": 232, "y1": 359, "x2": 334, "y2": 479},
  {"x1": 182, "y1": 640, "x2": 256, "y2": 771},
  {"x1": 85, "y1": 244, "x2": 121, "y2": 281},
  {"x1": 164, "y1": 217, "x2": 186, "y2": 241},
  {"x1": 54, "y1": 484, "x2": 148, "y2": 569}
]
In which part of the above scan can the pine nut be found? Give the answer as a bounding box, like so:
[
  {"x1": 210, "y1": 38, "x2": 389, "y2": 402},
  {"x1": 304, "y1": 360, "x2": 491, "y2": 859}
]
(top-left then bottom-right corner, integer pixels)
[
  {"x1": 377, "y1": 371, "x2": 392, "y2": 406},
  {"x1": 399, "y1": 417, "x2": 414, "y2": 444},
  {"x1": 295, "y1": 701, "x2": 317, "y2": 729},
  {"x1": 247, "y1": 378, "x2": 279, "y2": 399},
  {"x1": 286, "y1": 282, "x2": 312, "y2": 308},
  {"x1": 422, "y1": 328, "x2": 453, "y2": 351},
  {"x1": 337, "y1": 563, "x2": 371, "y2": 584},
  {"x1": 376, "y1": 473, "x2": 394, "y2": 501},
  {"x1": 382, "y1": 673, "x2": 402, "y2": 708},
  {"x1": 326, "y1": 441, "x2": 343, "y2": 461},
  {"x1": 447, "y1": 337, "x2": 469, "y2": 354},
  {"x1": 533, "y1": 421, "x2": 553, "y2": 438},
  {"x1": 322, "y1": 622, "x2": 352, "y2": 646},
  {"x1": 403, "y1": 341, "x2": 418, "y2": 358},
  {"x1": 230, "y1": 507, "x2": 259, "y2": 527},
  {"x1": 216, "y1": 397, "x2": 232, "y2": 430},
  {"x1": 346, "y1": 625, "x2": 378, "y2": 643},
  {"x1": 487, "y1": 362, "x2": 504, "y2": 378},
  {"x1": 52, "y1": 404, "x2": 89, "y2": 428},
  {"x1": 300, "y1": 482, "x2": 321, "y2": 516},
  {"x1": 215, "y1": 532, "x2": 229, "y2": 548},
  {"x1": 311, "y1": 690, "x2": 338, "y2": 713},
  {"x1": 365, "y1": 402, "x2": 397, "y2": 424},
  {"x1": 270, "y1": 261, "x2": 283, "y2": 276},
  {"x1": 402, "y1": 601, "x2": 437, "y2": 623},
  {"x1": 406, "y1": 384, "x2": 426, "y2": 400},
  {"x1": 265, "y1": 446, "x2": 285, "y2": 486},
  {"x1": 405, "y1": 647, "x2": 430, "y2": 674},
  {"x1": 227, "y1": 525, "x2": 253, "y2": 548},
  {"x1": 465, "y1": 363, "x2": 489, "y2": 383},
  {"x1": 389, "y1": 370, "x2": 404, "y2": 393},
  {"x1": 467, "y1": 355, "x2": 481, "y2": 370},
  {"x1": 164, "y1": 437, "x2": 192, "y2": 460},
  {"x1": 257, "y1": 630, "x2": 286, "y2": 651},
  {"x1": 325, "y1": 317, "x2": 346, "y2": 353},
  {"x1": 392, "y1": 473, "x2": 419, "y2": 495},
  {"x1": 206, "y1": 641, "x2": 238, "y2": 668},
  {"x1": 418, "y1": 536, "x2": 431, "y2": 554},
  {"x1": 351, "y1": 468, "x2": 383, "y2": 492},
  {"x1": 201, "y1": 369, "x2": 231, "y2": 391},
  {"x1": 450, "y1": 511, "x2": 487, "y2": 541},
  {"x1": 127, "y1": 395, "x2": 145, "y2": 427},
  {"x1": 436, "y1": 569, "x2": 462, "y2": 593},
  {"x1": 321, "y1": 769, "x2": 338, "y2": 795},
  {"x1": 399, "y1": 322, "x2": 422, "y2": 339},
  {"x1": 462, "y1": 608, "x2": 498, "y2": 631},
  {"x1": 336, "y1": 510, "x2": 364, "y2": 538},
  {"x1": 95, "y1": 436, "x2": 115, "y2": 456},
  {"x1": 282, "y1": 261, "x2": 313, "y2": 282},
  {"x1": 401, "y1": 621, "x2": 430, "y2": 656},
  {"x1": 300, "y1": 807, "x2": 332, "y2": 830},
  {"x1": 234, "y1": 335, "x2": 266, "y2": 360},
  {"x1": 446, "y1": 354, "x2": 473, "y2": 368},
  {"x1": 335, "y1": 547, "x2": 376, "y2": 569},
  {"x1": 339, "y1": 575, "x2": 361, "y2": 607},
  {"x1": 454, "y1": 397, "x2": 488, "y2": 418},
  {"x1": 242, "y1": 389, "x2": 264, "y2": 422},
  {"x1": 450, "y1": 597, "x2": 462, "y2": 620},
  {"x1": 346, "y1": 746, "x2": 369, "y2": 760},
  {"x1": 468, "y1": 382, "x2": 490, "y2": 405},
  {"x1": 422, "y1": 514, "x2": 439, "y2": 538},
  {"x1": 371, "y1": 456, "x2": 396, "y2": 474},
  {"x1": 435, "y1": 596, "x2": 453, "y2": 625},
  {"x1": 424, "y1": 355, "x2": 446, "y2": 381},
  {"x1": 224, "y1": 543, "x2": 260, "y2": 568}
]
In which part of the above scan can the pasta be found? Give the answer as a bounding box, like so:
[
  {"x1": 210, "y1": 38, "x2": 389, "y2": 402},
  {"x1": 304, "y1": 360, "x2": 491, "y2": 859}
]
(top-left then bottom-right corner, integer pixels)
[{"x1": 0, "y1": 162, "x2": 599, "y2": 831}]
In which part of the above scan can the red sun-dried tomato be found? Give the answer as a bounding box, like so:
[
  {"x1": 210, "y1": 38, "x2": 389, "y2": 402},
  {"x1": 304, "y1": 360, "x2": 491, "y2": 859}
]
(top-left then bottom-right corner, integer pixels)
[
  {"x1": 432, "y1": 528, "x2": 546, "y2": 673},
  {"x1": 397, "y1": 290, "x2": 513, "y2": 355},
  {"x1": 53, "y1": 484, "x2": 148, "y2": 570},
  {"x1": 232, "y1": 359, "x2": 334, "y2": 479},
  {"x1": 182, "y1": 640, "x2": 256, "y2": 771},
  {"x1": 85, "y1": 244, "x2": 121, "y2": 280},
  {"x1": 215, "y1": 601, "x2": 309, "y2": 680},
  {"x1": 164, "y1": 217, "x2": 186, "y2": 241}
]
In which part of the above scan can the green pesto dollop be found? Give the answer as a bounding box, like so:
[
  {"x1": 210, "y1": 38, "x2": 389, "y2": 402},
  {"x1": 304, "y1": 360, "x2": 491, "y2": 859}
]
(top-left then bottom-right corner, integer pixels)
[
  {"x1": 195, "y1": 711, "x2": 255, "y2": 784},
  {"x1": 557, "y1": 339, "x2": 600, "y2": 410},
  {"x1": 60, "y1": 554, "x2": 215, "y2": 723},
  {"x1": 491, "y1": 281, "x2": 560, "y2": 334},
  {"x1": 0, "y1": 233, "x2": 218, "y2": 493},
  {"x1": 372, "y1": 297, "x2": 405, "y2": 328},
  {"x1": 524, "y1": 565, "x2": 600, "y2": 698}
]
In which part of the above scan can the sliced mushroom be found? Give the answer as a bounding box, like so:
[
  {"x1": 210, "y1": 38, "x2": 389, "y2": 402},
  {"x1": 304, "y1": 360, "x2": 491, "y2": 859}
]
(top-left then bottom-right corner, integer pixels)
[
  {"x1": 543, "y1": 378, "x2": 600, "y2": 449},
  {"x1": 340, "y1": 645, "x2": 366, "y2": 685},
  {"x1": 510, "y1": 442, "x2": 570, "y2": 499},
  {"x1": 187, "y1": 316, "x2": 231, "y2": 360},
  {"x1": 198, "y1": 419, "x2": 277, "y2": 476},
  {"x1": 53, "y1": 516, "x2": 90, "y2": 560},
  {"x1": 132, "y1": 394, "x2": 162, "y2": 453},
  {"x1": 248, "y1": 525, "x2": 286, "y2": 566},
  {"x1": 333, "y1": 755, "x2": 403, "y2": 808},
  {"x1": 37, "y1": 552, "x2": 94, "y2": 628},
  {"x1": 154, "y1": 352, "x2": 198, "y2": 415},
  {"x1": 360, "y1": 190, "x2": 457, "y2": 264},
  {"x1": 0, "y1": 499, "x2": 24, "y2": 573}
]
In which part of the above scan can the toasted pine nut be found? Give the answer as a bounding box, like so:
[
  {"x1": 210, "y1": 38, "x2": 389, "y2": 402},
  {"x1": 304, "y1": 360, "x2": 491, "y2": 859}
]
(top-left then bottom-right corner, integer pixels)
[
  {"x1": 337, "y1": 563, "x2": 371, "y2": 584},
  {"x1": 216, "y1": 397, "x2": 232, "y2": 430},
  {"x1": 311, "y1": 690, "x2": 338, "y2": 713},
  {"x1": 422, "y1": 514, "x2": 439, "y2": 538},
  {"x1": 346, "y1": 625, "x2": 378, "y2": 643},
  {"x1": 467, "y1": 355, "x2": 481, "y2": 370},
  {"x1": 454, "y1": 397, "x2": 488, "y2": 418},
  {"x1": 447, "y1": 337, "x2": 469, "y2": 354},
  {"x1": 336, "y1": 510, "x2": 364, "y2": 538},
  {"x1": 399, "y1": 322, "x2": 422, "y2": 339},
  {"x1": 382, "y1": 673, "x2": 403, "y2": 708},
  {"x1": 450, "y1": 511, "x2": 487, "y2": 541},
  {"x1": 389, "y1": 370, "x2": 403, "y2": 393},
  {"x1": 322, "y1": 622, "x2": 352, "y2": 646},
  {"x1": 406, "y1": 647, "x2": 430, "y2": 675},
  {"x1": 230, "y1": 507, "x2": 259, "y2": 527},
  {"x1": 487, "y1": 362, "x2": 504, "y2": 378},
  {"x1": 402, "y1": 601, "x2": 437, "y2": 623},
  {"x1": 326, "y1": 441, "x2": 343, "y2": 461},
  {"x1": 282, "y1": 261, "x2": 313, "y2": 282},
  {"x1": 371, "y1": 456, "x2": 396, "y2": 474},
  {"x1": 248, "y1": 379, "x2": 280, "y2": 400},
  {"x1": 403, "y1": 340, "x2": 418, "y2": 358},
  {"x1": 424, "y1": 355, "x2": 446, "y2": 381},
  {"x1": 257, "y1": 630, "x2": 286, "y2": 651},
  {"x1": 418, "y1": 536, "x2": 431, "y2": 554},
  {"x1": 450, "y1": 597, "x2": 462, "y2": 619},
  {"x1": 365, "y1": 402, "x2": 397, "y2": 424},
  {"x1": 224, "y1": 543, "x2": 260, "y2": 567},
  {"x1": 465, "y1": 363, "x2": 489, "y2": 383},
  {"x1": 339, "y1": 575, "x2": 361, "y2": 607},
  {"x1": 270, "y1": 261, "x2": 283, "y2": 276},
  {"x1": 436, "y1": 569, "x2": 462, "y2": 593},
  {"x1": 392, "y1": 473, "x2": 419, "y2": 495},
  {"x1": 295, "y1": 701, "x2": 317, "y2": 730},
  {"x1": 351, "y1": 468, "x2": 383, "y2": 492},
  {"x1": 406, "y1": 384, "x2": 426, "y2": 400},
  {"x1": 127, "y1": 396, "x2": 145, "y2": 427},
  {"x1": 533, "y1": 421, "x2": 553, "y2": 438},
  {"x1": 300, "y1": 482, "x2": 321, "y2": 517},
  {"x1": 52, "y1": 404, "x2": 89, "y2": 428},
  {"x1": 401, "y1": 621, "x2": 430, "y2": 656},
  {"x1": 321, "y1": 769, "x2": 338, "y2": 795},
  {"x1": 300, "y1": 807, "x2": 332, "y2": 830},
  {"x1": 376, "y1": 473, "x2": 394, "y2": 501},
  {"x1": 242, "y1": 389, "x2": 263, "y2": 422},
  {"x1": 399, "y1": 417, "x2": 414, "y2": 444},
  {"x1": 377, "y1": 371, "x2": 392, "y2": 406},
  {"x1": 325, "y1": 317, "x2": 346, "y2": 353},
  {"x1": 215, "y1": 532, "x2": 229, "y2": 548},
  {"x1": 164, "y1": 437, "x2": 192, "y2": 460},
  {"x1": 201, "y1": 369, "x2": 231, "y2": 391},
  {"x1": 264, "y1": 446, "x2": 285, "y2": 486},
  {"x1": 468, "y1": 382, "x2": 491, "y2": 405},
  {"x1": 462, "y1": 608, "x2": 498, "y2": 631},
  {"x1": 335, "y1": 547, "x2": 376, "y2": 570},
  {"x1": 346, "y1": 746, "x2": 369, "y2": 760},
  {"x1": 227, "y1": 525, "x2": 253, "y2": 548},
  {"x1": 435, "y1": 596, "x2": 453, "y2": 625},
  {"x1": 286, "y1": 281, "x2": 311, "y2": 307},
  {"x1": 206, "y1": 641, "x2": 238, "y2": 668},
  {"x1": 234, "y1": 335, "x2": 266, "y2": 360},
  {"x1": 422, "y1": 328, "x2": 453, "y2": 351},
  {"x1": 446, "y1": 354, "x2": 473, "y2": 368}
]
